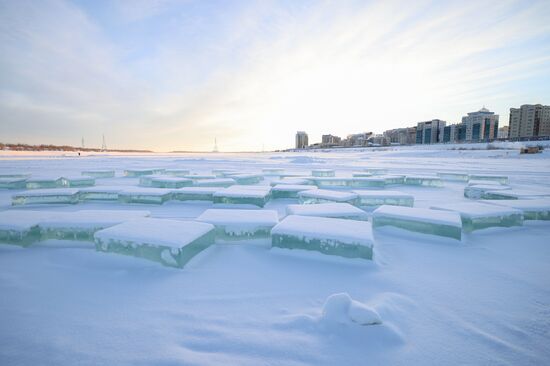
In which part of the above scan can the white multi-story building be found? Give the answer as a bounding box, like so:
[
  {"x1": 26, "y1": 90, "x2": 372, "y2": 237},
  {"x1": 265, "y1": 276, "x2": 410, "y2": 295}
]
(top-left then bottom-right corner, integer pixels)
[
  {"x1": 509, "y1": 104, "x2": 550, "y2": 138},
  {"x1": 295, "y1": 131, "x2": 309, "y2": 149},
  {"x1": 415, "y1": 119, "x2": 446, "y2": 144},
  {"x1": 460, "y1": 107, "x2": 499, "y2": 142}
]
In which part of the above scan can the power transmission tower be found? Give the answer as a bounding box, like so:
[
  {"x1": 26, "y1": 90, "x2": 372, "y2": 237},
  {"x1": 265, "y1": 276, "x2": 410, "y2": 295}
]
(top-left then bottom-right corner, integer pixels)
[
  {"x1": 213, "y1": 138, "x2": 218, "y2": 153},
  {"x1": 101, "y1": 134, "x2": 107, "y2": 151}
]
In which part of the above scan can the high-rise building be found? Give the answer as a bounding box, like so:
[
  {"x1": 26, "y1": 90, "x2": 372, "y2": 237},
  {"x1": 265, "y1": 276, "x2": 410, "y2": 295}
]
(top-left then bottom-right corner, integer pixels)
[
  {"x1": 497, "y1": 126, "x2": 509, "y2": 139},
  {"x1": 383, "y1": 127, "x2": 417, "y2": 145},
  {"x1": 509, "y1": 104, "x2": 550, "y2": 138},
  {"x1": 321, "y1": 134, "x2": 342, "y2": 146},
  {"x1": 295, "y1": 131, "x2": 309, "y2": 149},
  {"x1": 415, "y1": 119, "x2": 446, "y2": 144},
  {"x1": 460, "y1": 107, "x2": 499, "y2": 142}
]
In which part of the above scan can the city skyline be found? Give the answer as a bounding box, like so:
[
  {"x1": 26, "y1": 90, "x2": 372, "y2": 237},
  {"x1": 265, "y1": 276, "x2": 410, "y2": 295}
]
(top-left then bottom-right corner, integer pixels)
[{"x1": 1, "y1": 0, "x2": 550, "y2": 152}]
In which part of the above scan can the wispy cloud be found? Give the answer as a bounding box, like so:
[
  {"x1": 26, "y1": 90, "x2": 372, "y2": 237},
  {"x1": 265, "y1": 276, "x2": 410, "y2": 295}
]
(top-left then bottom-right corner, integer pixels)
[{"x1": 1, "y1": 0, "x2": 549, "y2": 151}]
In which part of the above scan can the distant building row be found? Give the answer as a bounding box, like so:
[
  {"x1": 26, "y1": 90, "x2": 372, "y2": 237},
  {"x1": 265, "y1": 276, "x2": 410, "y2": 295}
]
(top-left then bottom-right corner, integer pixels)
[{"x1": 294, "y1": 104, "x2": 549, "y2": 148}]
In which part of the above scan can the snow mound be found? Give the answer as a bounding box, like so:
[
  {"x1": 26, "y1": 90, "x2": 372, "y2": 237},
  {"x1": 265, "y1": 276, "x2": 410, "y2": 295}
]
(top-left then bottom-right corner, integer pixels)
[{"x1": 322, "y1": 293, "x2": 382, "y2": 326}]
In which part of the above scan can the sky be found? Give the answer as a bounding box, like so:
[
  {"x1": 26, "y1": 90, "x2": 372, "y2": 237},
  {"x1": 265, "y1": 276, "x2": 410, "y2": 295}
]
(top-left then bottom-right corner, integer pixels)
[{"x1": 1, "y1": 0, "x2": 549, "y2": 152}]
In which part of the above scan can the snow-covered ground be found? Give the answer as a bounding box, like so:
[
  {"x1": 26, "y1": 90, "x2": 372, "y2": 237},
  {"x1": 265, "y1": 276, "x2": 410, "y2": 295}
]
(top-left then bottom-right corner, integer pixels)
[{"x1": 1, "y1": 147, "x2": 550, "y2": 365}]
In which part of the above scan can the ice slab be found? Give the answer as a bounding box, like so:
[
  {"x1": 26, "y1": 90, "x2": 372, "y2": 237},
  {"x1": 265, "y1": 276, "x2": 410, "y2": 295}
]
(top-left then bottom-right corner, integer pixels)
[
  {"x1": 150, "y1": 177, "x2": 193, "y2": 188},
  {"x1": 437, "y1": 172, "x2": 469, "y2": 182},
  {"x1": 298, "y1": 189, "x2": 357, "y2": 204},
  {"x1": 213, "y1": 186, "x2": 271, "y2": 207},
  {"x1": 0, "y1": 210, "x2": 55, "y2": 245},
  {"x1": 481, "y1": 189, "x2": 550, "y2": 200},
  {"x1": 271, "y1": 215, "x2": 373, "y2": 260},
  {"x1": 0, "y1": 173, "x2": 30, "y2": 179},
  {"x1": 0, "y1": 178, "x2": 27, "y2": 189},
  {"x1": 39, "y1": 210, "x2": 151, "y2": 240},
  {"x1": 163, "y1": 169, "x2": 190, "y2": 177},
  {"x1": 372, "y1": 205, "x2": 462, "y2": 240},
  {"x1": 464, "y1": 184, "x2": 511, "y2": 199},
  {"x1": 262, "y1": 168, "x2": 285, "y2": 175},
  {"x1": 226, "y1": 174, "x2": 263, "y2": 185},
  {"x1": 271, "y1": 184, "x2": 317, "y2": 199},
  {"x1": 270, "y1": 177, "x2": 314, "y2": 186},
  {"x1": 25, "y1": 176, "x2": 63, "y2": 189},
  {"x1": 94, "y1": 218, "x2": 215, "y2": 268},
  {"x1": 61, "y1": 176, "x2": 95, "y2": 187},
  {"x1": 171, "y1": 187, "x2": 219, "y2": 201},
  {"x1": 348, "y1": 177, "x2": 386, "y2": 188},
  {"x1": 352, "y1": 172, "x2": 373, "y2": 177},
  {"x1": 286, "y1": 202, "x2": 368, "y2": 221},
  {"x1": 312, "y1": 177, "x2": 351, "y2": 187},
  {"x1": 468, "y1": 174, "x2": 508, "y2": 185},
  {"x1": 212, "y1": 169, "x2": 238, "y2": 177},
  {"x1": 482, "y1": 199, "x2": 550, "y2": 221},
  {"x1": 79, "y1": 186, "x2": 125, "y2": 201},
  {"x1": 196, "y1": 209, "x2": 279, "y2": 238},
  {"x1": 12, "y1": 188, "x2": 80, "y2": 205},
  {"x1": 124, "y1": 168, "x2": 165, "y2": 177},
  {"x1": 193, "y1": 178, "x2": 235, "y2": 187},
  {"x1": 361, "y1": 168, "x2": 387, "y2": 175},
  {"x1": 431, "y1": 202, "x2": 523, "y2": 232},
  {"x1": 139, "y1": 174, "x2": 166, "y2": 186},
  {"x1": 311, "y1": 169, "x2": 335, "y2": 177},
  {"x1": 118, "y1": 187, "x2": 172, "y2": 204},
  {"x1": 353, "y1": 190, "x2": 414, "y2": 208},
  {"x1": 81, "y1": 170, "x2": 115, "y2": 178},
  {"x1": 467, "y1": 179, "x2": 503, "y2": 186},
  {"x1": 378, "y1": 175, "x2": 406, "y2": 185},
  {"x1": 184, "y1": 174, "x2": 217, "y2": 180},
  {"x1": 405, "y1": 175, "x2": 443, "y2": 187}
]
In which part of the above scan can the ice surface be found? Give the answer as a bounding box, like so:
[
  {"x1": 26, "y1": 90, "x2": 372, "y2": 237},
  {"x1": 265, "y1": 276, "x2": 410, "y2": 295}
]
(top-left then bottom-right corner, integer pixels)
[
  {"x1": 431, "y1": 202, "x2": 523, "y2": 232},
  {"x1": 124, "y1": 168, "x2": 165, "y2": 177},
  {"x1": 271, "y1": 184, "x2": 317, "y2": 198},
  {"x1": 468, "y1": 174, "x2": 509, "y2": 185},
  {"x1": 0, "y1": 177, "x2": 27, "y2": 189},
  {"x1": 213, "y1": 185, "x2": 271, "y2": 207},
  {"x1": 464, "y1": 184, "x2": 511, "y2": 199},
  {"x1": 311, "y1": 169, "x2": 335, "y2": 177},
  {"x1": 81, "y1": 170, "x2": 115, "y2": 178},
  {"x1": 38, "y1": 210, "x2": 151, "y2": 240},
  {"x1": 481, "y1": 189, "x2": 550, "y2": 200},
  {"x1": 322, "y1": 293, "x2": 382, "y2": 326},
  {"x1": 12, "y1": 188, "x2": 80, "y2": 205},
  {"x1": 353, "y1": 190, "x2": 414, "y2": 208},
  {"x1": 404, "y1": 175, "x2": 443, "y2": 187},
  {"x1": 482, "y1": 199, "x2": 550, "y2": 220},
  {"x1": 118, "y1": 187, "x2": 172, "y2": 204},
  {"x1": 163, "y1": 169, "x2": 190, "y2": 177},
  {"x1": 25, "y1": 176, "x2": 63, "y2": 189},
  {"x1": 171, "y1": 187, "x2": 219, "y2": 201},
  {"x1": 94, "y1": 218, "x2": 215, "y2": 268},
  {"x1": 437, "y1": 172, "x2": 469, "y2": 182},
  {"x1": 0, "y1": 173, "x2": 30, "y2": 179},
  {"x1": 0, "y1": 210, "x2": 55, "y2": 245},
  {"x1": 192, "y1": 178, "x2": 235, "y2": 187},
  {"x1": 78, "y1": 186, "x2": 125, "y2": 201},
  {"x1": 226, "y1": 173, "x2": 264, "y2": 185},
  {"x1": 298, "y1": 189, "x2": 357, "y2": 204},
  {"x1": 196, "y1": 209, "x2": 279, "y2": 238},
  {"x1": 270, "y1": 177, "x2": 314, "y2": 186},
  {"x1": 286, "y1": 202, "x2": 368, "y2": 220},
  {"x1": 150, "y1": 177, "x2": 193, "y2": 188},
  {"x1": 372, "y1": 205, "x2": 462, "y2": 240},
  {"x1": 61, "y1": 176, "x2": 95, "y2": 187},
  {"x1": 271, "y1": 215, "x2": 373, "y2": 259}
]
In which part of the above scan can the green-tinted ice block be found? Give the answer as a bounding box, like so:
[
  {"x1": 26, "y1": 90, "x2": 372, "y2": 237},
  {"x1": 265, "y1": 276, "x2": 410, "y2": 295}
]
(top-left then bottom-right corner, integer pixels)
[
  {"x1": 348, "y1": 177, "x2": 386, "y2": 188},
  {"x1": 61, "y1": 176, "x2": 95, "y2": 187},
  {"x1": 81, "y1": 170, "x2": 115, "y2": 178},
  {"x1": 431, "y1": 202, "x2": 523, "y2": 232},
  {"x1": 464, "y1": 184, "x2": 511, "y2": 199},
  {"x1": 163, "y1": 169, "x2": 190, "y2": 177},
  {"x1": 271, "y1": 215, "x2": 373, "y2": 260},
  {"x1": 262, "y1": 168, "x2": 285, "y2": 176},
  {"x1": 213, "y1": 186, "x2": 271, "y2": 207},
  {"x1": 25, "y1": 177, "x2": 63, "y2": 189},
  {"x1": 118, "y1": 188, "x2": 172, "y2": 204},
  {"x1": 352, "y1": 172, "x2": 373, "y2": 177},
  {"x1": 482, "y1": 199, "x2": 550, "y2": 221},
  {"x1": 362, "y1": 168, "x2": 387, "y2": 175},
  {"x1": 468, "y1": 174, "x2": 508, "y2": 185},
  {"x1": 94, "y1": 218, "x2": 215, "y2": 268},
  {"x1": 151, "y1": 177, "x2": 193, "y2": 188},
  {"x1": 193, "y1": 178, "x2": 235, "y2": 187},
  {"x1": 227, "y1": 174, "x2": 264, "y2": 185},
  {"x1": 139, "y1": 175, "x2": 164, "y2": 186},
  {"x1": 405, "y1": 175, "x2": 443, "y2": 187},
  {"x1": 286, "y1": 202, "x2": 368, "y2": 221},
  {"x1": 79, "y1": 186, "x2": 125, "y2": 201},
  {"x1": 298, "y1": 189, "x2": 357, "y2": 205},
  {"x1": 12, "y1": 189, "x2": 80, "y2": 205},
  {"x1": 270, "y1": 178, "x2": 314, "y2": 186},
  {"x1": 212, "y1": 169, "x2": 238, "y2": 177},
  {"x1": 481, "y1": 189, "x2": 550, "y2": 200},
  {"x1": 196, "y1": 209, "x2": 278, "y2": 239},
  {"x1": 437, "y1": 172, "x2": 469, "y2": 182},
  {"x1": 311, "y1": 169, "x2": 335, "y2": 177},
  {"x1": 372, "y1": 205, "x2": 462, "y2": 240},
  {"x1": 312, "y1": 177, "x2": 351, "y2": 187},
  {"x1": 271, "y1": 184, "x2": 317, "y2": 199},
  {"x1": 0, "y1": 178, "x2": 27, "y2": 189},
  {"x1": 353, "y1": 190, "x2": 414, "y2": 208},
  {"x1": 171, "y1": 187, "x2": 218, "y2": 201},
  {"x1": 0, "y1": 210, "x2": 49, "y2": 245},
  {"x1": 124, "y1": 168, "x2": 165, "y2": 177}
]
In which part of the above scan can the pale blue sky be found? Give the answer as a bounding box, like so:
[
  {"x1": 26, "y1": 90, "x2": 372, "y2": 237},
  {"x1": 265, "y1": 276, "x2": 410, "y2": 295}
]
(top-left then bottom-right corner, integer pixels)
[{"x1": 1, "y1": 0, "x2": 549, "y2": 151}]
